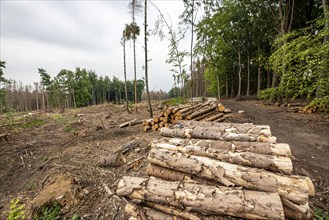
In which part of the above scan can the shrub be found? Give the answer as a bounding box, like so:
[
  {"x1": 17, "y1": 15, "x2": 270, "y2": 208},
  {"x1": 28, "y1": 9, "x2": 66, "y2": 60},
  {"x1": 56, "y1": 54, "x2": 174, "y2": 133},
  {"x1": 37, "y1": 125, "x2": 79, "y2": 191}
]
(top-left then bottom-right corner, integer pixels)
[{"x1": 257, "y1": 88, "x2": 280, "y2": 101}]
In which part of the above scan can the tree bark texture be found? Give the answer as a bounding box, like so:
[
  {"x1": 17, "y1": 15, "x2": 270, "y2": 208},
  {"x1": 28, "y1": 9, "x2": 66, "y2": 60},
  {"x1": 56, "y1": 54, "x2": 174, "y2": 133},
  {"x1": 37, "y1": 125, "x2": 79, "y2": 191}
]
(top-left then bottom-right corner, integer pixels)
[
  {"x1": 117, "y1": 176, "x2": 285, "y2": 220},
  {"x1": 161, "y1": 122, "x2": 276, "y2": 143},
  {"x1": 147, "y1": 148, "x2": 311, "y2": 206},
  {"x1": 151, "y1": 142, "x2": 292, "y2": 174}
]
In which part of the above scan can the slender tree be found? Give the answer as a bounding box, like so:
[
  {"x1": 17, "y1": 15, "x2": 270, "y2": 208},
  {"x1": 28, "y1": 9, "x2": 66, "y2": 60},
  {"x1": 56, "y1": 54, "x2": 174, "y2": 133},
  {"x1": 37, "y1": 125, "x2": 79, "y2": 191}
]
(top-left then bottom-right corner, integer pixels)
[
  {"x1": 128, "y1": 0, "x2": 142, "y2": 111},
  {"x1": 122, "y1": 26, "x2": 130, "y2": 112},
  {"x1": 144, "y1": 0, "x2": 153, "y2": 117}
]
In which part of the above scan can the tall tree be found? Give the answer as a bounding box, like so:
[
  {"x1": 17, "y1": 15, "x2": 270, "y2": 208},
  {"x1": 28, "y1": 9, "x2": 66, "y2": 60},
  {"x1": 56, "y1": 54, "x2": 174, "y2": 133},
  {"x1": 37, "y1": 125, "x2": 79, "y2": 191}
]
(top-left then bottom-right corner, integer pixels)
[
  {"x1": 128, "y1": 0, "x2": 142, "y2": 111},
  {"x1": 39, "y1": 68, "x2": 51, "y2": 111},
  {"x1": 122, "y1": 26, "x2": 130, "y2": 112},
  {"x1": 144, "y1": 0, "x2": 153, "y2": 117}
]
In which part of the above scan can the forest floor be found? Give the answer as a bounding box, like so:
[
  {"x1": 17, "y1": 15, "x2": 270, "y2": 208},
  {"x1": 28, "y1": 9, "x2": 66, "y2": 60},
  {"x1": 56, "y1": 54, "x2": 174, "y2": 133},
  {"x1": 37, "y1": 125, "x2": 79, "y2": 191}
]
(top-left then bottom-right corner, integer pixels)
[{"x1": 0, "y1": 100, "x2": 328, "y2": 219}]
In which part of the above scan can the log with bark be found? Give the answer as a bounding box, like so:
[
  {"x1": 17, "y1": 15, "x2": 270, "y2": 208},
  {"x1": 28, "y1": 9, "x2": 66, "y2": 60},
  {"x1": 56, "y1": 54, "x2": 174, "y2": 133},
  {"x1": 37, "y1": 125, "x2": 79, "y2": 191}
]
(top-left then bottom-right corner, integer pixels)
[
  {"x1": 186, "y1": 104, "x2": 218, "y2": 120},
  {"x1": 98, "y1": 151, "x2": 126, "y2": 167},
  {"x1": 160, "y1": 124, "x2": 276, "y2": 143},
  {"x1": 148, "y1": 149, "x2": 313, "y2": 206},
  {"x1": 155, "y1": 138, "x2": 291, "y2": 157},
  {"x1": 125, "y1": 203, "x2": 177, "y2": 220},
  {"x1": 151, "y1": 142, "x2": 292, "y2": 174},
  {"x1": 206, "y1": 112, "x2": 224, "y2": 121},
  {"x1": 120, "y1": 119, "x2": 144, "y2": 128},
  {"x1": 117, "y1": 176, "x2": 285, "y2": 220}
]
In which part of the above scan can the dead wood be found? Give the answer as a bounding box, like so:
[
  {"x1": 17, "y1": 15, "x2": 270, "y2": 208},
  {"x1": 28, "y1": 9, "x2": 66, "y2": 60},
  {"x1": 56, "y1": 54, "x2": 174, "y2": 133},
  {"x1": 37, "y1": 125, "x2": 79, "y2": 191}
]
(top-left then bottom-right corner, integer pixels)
[
  {"x1": 117, "y1": 176, "x2": 284, "y2": 219},
  {"x1": 98, "y1": 151, "x2": 126, "y2": 167}
]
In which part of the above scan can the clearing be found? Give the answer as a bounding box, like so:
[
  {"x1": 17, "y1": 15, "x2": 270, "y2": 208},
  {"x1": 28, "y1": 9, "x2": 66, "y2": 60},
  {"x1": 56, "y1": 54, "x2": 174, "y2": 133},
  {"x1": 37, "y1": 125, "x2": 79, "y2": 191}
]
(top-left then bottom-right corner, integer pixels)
[{"x1": 0, "y1": 100, "x2": 328, "y2": 219}]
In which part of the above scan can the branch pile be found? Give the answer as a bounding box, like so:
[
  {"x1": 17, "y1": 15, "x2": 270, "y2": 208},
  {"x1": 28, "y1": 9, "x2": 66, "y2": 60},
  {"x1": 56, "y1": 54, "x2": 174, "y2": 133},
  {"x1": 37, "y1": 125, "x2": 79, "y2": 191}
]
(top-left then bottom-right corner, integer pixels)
[
  {"x1": 117, "y1": 121, "x2": 315, "y2": 220},
  {"x1": 143, "y1": 101, "x2": 232, "y2": 132}
]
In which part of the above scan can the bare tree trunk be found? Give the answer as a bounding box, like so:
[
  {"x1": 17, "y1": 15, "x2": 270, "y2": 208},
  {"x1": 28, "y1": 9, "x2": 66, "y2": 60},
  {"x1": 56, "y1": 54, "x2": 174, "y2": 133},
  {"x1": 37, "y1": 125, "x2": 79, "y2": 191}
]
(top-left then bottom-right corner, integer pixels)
[
  {"x1": 237, "y1": 39, "x2": 242, "y2": 98},
  {"x1": 216, "y1": 74, "x2": 220, "y2": 99},
  {"x1": 123, "y1": 39, "x2": 129, "y2": 112},
  {"x1": 34, "y1": 82, "x2": 39, "y2": 111},
  {"x1": 190, "y1": 0, "x2": 195, "y2": 99},
  {"x1": 225, "y1": 73, "x2": 228, "y2": 99},
  {"x1": 144, "y1": 0, "x2": 153, "y2": 117},
  {"x1": 247, "y1": 55, "x2": 250, "y2": 96},
  {"x1": 42, "y1": 86, "x2": 45, "y2": 111}
]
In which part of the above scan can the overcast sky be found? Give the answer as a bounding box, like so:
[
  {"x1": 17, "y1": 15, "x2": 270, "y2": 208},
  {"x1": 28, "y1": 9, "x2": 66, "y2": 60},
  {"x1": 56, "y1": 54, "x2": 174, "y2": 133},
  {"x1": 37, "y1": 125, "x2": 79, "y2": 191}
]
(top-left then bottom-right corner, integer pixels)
[{"x1": 0, "y1": 0, "x2": 192, "y2": 92}]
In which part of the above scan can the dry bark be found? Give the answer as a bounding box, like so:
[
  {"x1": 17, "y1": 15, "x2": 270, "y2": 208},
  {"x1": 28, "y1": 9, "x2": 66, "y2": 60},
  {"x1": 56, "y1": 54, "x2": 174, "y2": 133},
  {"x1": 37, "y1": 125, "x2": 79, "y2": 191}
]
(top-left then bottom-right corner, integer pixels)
[
  {"x1": 152, "y1": 142, "x2": 292, "y2": 174},
  {"x1": 186, "y1": 104, "x2": 218, "y2": 120},
  {"x1": 125, "y1": 203, "x2": 177, "y2": 220},
  {"x1": 117, "y1": 176, "x2": 284, "y2": 220},
  {"x1": 206, "y1": 113, "x2": 224, "y2": 121},
  {"x1": 157, "y1": 138, "x2": 291, "y2": 157},
  {"x1": 98, "y1": 151, "x2": 126, "y2": 167},
  {"x1": 148, "y1": 148, "x2": 311, "y2": 206},
  {"x1": 160, "y1": 124, "x2": 276, "y2": 143}
]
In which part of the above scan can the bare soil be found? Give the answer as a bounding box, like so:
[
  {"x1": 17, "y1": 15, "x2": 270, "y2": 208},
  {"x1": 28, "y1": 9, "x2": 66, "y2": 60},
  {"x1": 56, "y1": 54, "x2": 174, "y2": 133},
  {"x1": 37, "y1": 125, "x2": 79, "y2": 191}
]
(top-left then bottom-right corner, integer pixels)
[{"x1": 0, "y1": 100, "x2": 328, "y2": 219}]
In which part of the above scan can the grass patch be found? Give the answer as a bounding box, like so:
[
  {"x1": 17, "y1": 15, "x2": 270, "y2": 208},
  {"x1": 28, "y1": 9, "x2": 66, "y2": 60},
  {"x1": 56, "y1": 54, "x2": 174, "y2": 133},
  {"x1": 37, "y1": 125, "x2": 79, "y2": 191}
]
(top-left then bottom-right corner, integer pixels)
[
  {"x1": 165, "y1": 97, "x2": 187, "y2": 106},
  {"x1": 33, "y1": 203, "x2": 78, "y2": 220},
  {"x1": 314, "y1": 208, "x2": 329, "y2": 220}
]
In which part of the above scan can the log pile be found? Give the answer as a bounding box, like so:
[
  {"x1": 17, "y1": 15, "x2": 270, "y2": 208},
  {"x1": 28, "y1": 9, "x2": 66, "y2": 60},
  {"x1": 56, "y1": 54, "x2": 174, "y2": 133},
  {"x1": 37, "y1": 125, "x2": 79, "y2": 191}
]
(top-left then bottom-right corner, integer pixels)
[
  {"x1": 143, "y1": 101, "x2": 232, "y2": 132},
  {"x1": 117, "y1": 121, "x2": 315, "y2": 220}
]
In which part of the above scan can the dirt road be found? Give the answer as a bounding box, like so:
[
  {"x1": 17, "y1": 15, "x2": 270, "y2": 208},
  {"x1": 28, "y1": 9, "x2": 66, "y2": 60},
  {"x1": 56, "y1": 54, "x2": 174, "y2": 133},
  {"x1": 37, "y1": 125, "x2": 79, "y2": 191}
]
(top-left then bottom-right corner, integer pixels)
[{"x1": 222, "y1": 99, "x2": 329, "y2": 210}]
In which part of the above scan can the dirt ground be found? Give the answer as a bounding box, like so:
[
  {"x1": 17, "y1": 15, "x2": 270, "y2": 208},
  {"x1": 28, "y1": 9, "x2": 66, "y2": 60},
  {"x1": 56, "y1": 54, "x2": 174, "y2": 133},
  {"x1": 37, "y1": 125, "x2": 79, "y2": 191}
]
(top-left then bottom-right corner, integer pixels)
[{"x1": 0, "y1": 100, "x2": 328, "y2": 219}]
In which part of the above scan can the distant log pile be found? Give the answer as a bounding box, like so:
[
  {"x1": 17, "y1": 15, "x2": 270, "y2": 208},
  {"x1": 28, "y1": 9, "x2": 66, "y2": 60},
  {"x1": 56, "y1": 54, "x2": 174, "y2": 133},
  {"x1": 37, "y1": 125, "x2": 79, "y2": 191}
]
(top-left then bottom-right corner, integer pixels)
[
  {"x1": 143, "y1": 100, "x2": 232, "y2": 132},
  {"x1": 117, "y1": 121, "x2": 315, "y2": 220}
]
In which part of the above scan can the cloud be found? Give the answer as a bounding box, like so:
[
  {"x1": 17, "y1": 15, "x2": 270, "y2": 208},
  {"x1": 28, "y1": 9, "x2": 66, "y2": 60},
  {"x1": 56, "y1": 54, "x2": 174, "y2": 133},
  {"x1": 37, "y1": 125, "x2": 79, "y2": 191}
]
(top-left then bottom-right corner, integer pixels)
[{"x1": 0, "y1": 0, "x2": 190, "y2": 92}]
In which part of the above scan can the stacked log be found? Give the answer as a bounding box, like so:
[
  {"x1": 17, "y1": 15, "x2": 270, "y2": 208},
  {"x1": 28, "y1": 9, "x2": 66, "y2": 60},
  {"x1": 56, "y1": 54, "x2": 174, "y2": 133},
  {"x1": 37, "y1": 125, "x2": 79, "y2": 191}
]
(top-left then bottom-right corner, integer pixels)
[
  {"x1": 143, "y1": 101, "x2": 232, "y2": 132},
  {"x1": 117, "y1": 122, "x2": 315, "y2": 220}
]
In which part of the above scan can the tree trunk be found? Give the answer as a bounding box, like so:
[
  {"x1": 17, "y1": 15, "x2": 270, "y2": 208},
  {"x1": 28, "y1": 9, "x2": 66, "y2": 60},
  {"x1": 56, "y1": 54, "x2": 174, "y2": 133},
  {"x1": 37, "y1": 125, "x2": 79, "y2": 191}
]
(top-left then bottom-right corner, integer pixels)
[
  {"x1": 133, "y1": 38, "x2": 138, "y2": 112},
  {"x1": 237, "y1": 37, "x2": 242, "y2": 98},
  {"x1": 247, "y1": 55, "x2": 250, "y2": 96},
  {"x1": 205, "y1": 112, "x2": 224, "y2": 122},
  {"x1": 190, "y1": 0, "x2": 195, "y2": 99},
  {"x1": 123, "y1": 39, "x2": 129, "y2": 112},
  {"x1": 98, "y1": 151, "x2": 126, "y2": 167},
  {"x1": 225, "y1": 73, "x2": 228, "y2": 99},
  {"x1": 117, "y1": 176, "x2": 285, "y2": 220},
  {"x1": 152, "y1": 142, "x2": 292, "y2": 174},
  {"x1": 144, "y1": 0, "x2": 153, "y2": 117},
  {"x1": 147, "y1": 149, "x2": 312, "y2": 206},
  {"x1": 216, "y1": 74, "x2": 220, "y2": 99}
]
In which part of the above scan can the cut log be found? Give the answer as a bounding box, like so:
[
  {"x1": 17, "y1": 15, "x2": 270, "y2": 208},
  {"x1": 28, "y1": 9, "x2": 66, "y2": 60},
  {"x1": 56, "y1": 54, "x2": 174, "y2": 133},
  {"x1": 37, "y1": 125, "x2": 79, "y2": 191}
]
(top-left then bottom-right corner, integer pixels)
[
  {"x1": 153, "y1": 117, "x2": 160, "y2": 123},
  {"x1": 155, "y1": 138, "x2": 291, "y2": 157},
  {"x1": 148, "y1": 148, "x2": 311, "y2": 206},
  {"x1": 214, "y1": 114, "x2": 232, "y2": 122},
  {"x1": 120, "y1": 119, "x2": 143, "y2": 128},
  {"x1": 98, "y1": 151, "x2": 126, "y2": 167},
  {"x1": 179, "y1": 103, "x2": 203, "y2": 114},
  {"x1": 143, "y1": 126, "x2": 151, "y2": 132},
  {"x1": 125, "y1": 203, "x2": 176, "y2": 220},
  {"x1": 143, "y1": 119, "x2": 153, "y2": 126},
  {"x1": 116, "y1": 140, "x2": 140, "y2": 154},
  {"x1": 117, "y1": 176, "x2": 285, "y2": 220},
  {"x1": 147, "y1": 163, "x2": 226, "y2": 186},
  {"x1": 206, "y1": 113, "x2": 224, "y2": 121},
  {"x1": 217, "y1": 104, "x2": 225, "y2": 112},
  {"x1": 186, "y1": 104, "x2": 217, "y2": 120},
  {"x1": 152, "y1": 142, "x2": 292, "y2": 174},
  {"x1": 160, "y1": 126, "x2": 276, "y2": 143},
  {"x1": 193, "y1": 111, "x2": 215, "y2": 121}
]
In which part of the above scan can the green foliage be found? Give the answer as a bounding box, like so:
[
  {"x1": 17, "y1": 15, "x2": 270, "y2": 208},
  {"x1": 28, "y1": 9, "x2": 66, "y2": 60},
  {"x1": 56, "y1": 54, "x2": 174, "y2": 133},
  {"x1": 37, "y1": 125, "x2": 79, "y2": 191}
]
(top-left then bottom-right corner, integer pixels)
[
  {"x1": 257, "y1": 88, "x2": 280, "y2": 101},
  {"x1": 165, "y1": 97, "x2": 186, "y2": 106},
  {"x1": 33, "y1": 203, "x2": 78, "y2": 220},
  {"x1": 6, "y1": 198, "x2": 26, "y2": 220},
  {"x1": 1, "y1": 60, "x2": 9, "y2": 110},
  {"x1": 34, "y1": 203, "x2": 61, "y2": 220},
  {"x1": 314, "y1": 208, "x2": 329, "y2": 220},
  {"x1": 305, "y1": 96, "x2": 329, "y2": 114},
  {"x1": 269, "y1": 18, "x2": 329, "y2": 100}
]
